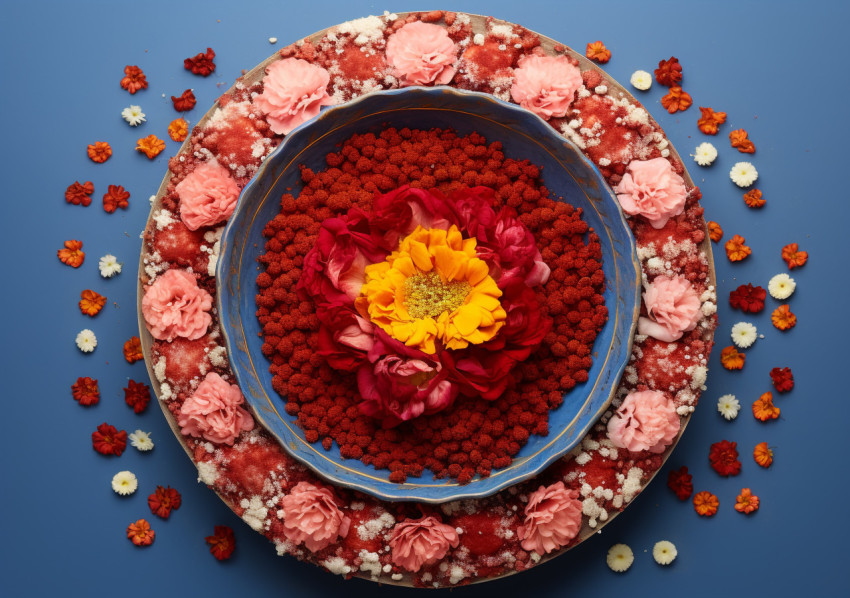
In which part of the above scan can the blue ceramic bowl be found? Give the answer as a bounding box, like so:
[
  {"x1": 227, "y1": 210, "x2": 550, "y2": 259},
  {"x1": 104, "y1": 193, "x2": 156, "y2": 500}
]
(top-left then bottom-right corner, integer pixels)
[{"x1": 217, "y1": 87, "x2": 640, "y2": 503}]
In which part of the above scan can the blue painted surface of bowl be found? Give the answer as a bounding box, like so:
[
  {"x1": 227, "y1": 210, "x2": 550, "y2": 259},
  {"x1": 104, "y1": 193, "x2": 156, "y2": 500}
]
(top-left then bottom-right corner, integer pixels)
[{"x1": 217, "y1": 87, "x2": 640, "y2": 503}]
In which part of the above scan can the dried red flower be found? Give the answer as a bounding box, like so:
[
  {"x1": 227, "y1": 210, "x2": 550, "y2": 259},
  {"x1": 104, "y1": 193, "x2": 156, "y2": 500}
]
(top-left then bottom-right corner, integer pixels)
[
  {"x1": 585, "y1": 41, "x2": 611, "y2": 63},
  {"x1": 123, "y1": 336, "x2": 143, "y2": 363},
  {"x1": 65, "y1": 181, "x2": 94, "y2": 206},
  {"x1": 781, "y1": 243, "x2": 808, "y2": 269},
  {"x1": 92, "y1": 423, "x2": 127, "y2": 456},
  {"x1": 729, "y1": 129, "x2": 756, "y2": 153},
  {"x1": 71, "y1": 377, "x2": 100, "y2": 406},
  {"x1": 120, "y1": 65, "x2": 148, "y2": 94},
  {"x1": 770, "y1": 367, "x2": 794, "y2": 392},
  {"x1": 753, "y1": 442, "x2": 774, "y2": 468},
  {"x1": 725, "y1": 234, "x2": 751, "y2": 262},
  {"x1": 127, "y1": 519, "x2": 155, "y2": 546},
  {"x1": 171, "y1": 89, "x2": 197, "y2": 112},
  {"x1": 709, "y1": 440, "x2": 742, "y2": 477},
  {"x1": 58, "y1": 240, "x2": 85, "y2": 268},
  {"x1": 654, "y1": 57, "x2": 683, "y2": 86},
  {"x1": 720, "y1": 346, "x2": 745, "y2": 370},
  {"x1": 79, "y1": 289, "x2": 106, "y2": 316},
  {"x1": 660, "y1": 86, "x2": 693, "y2": 113},
  {"x1": 148, "y1": 486, "x2": 182, "y2": 519},
  {"x1": 693, "y1": 491, "x2": 719, "y2": 517},
  {"x1": 124, "y1": 379, "x2": 151, "y2": 414},
  {"x1": 87, "y1": 141, "x2": 112, "y2": 163},
  {"x1": 206, "y1": 525, "x2": 236, "y2": 560},
  {"x1": 743, "y1": 189, "x2": 765, "y2": 208},
  {"x1": 734, "y1": 488, "x2": 759, "y2": 514},
  {"x1": 102, "y1": 184, "x2": 130, "y2": 213},
  {"x1": 771, "y1": 305, "x2": 797, "y2": 331},
  {"x1": 729, "y1": 283, "x2": 766, "y2": 313},
  {"x1": 667, "y1": 466, "x2": 693, "y2": 500},
  {"x1": 697, "y1": 107, "x2": 727, "y2": 135},
  {"x1": 752, "y1": 391, "x2": 780, "y2": 421},
  {"x1": 184, "y1": 47, "x2": 216, "y2": 76},
  {"x1": 136, "y1": 135, "x2": 166, "y2": 159},
  {"x1": 707, "y1": 221, "x2": 723, "y2": 242},
  {"x1": 168, "y1": 118, "x2": 189, "y2": 142}
]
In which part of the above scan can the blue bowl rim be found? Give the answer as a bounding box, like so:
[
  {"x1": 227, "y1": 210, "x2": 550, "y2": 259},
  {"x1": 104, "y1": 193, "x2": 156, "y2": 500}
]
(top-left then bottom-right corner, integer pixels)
[{"x1": 217, "y1": 86, "x2": 641, "y2": 503}]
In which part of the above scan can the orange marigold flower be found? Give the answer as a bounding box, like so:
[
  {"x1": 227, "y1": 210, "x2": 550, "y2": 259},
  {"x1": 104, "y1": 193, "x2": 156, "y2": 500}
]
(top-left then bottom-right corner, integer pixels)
[
  {"x1": 103, "y1": 184, "x2": 130, "y2": 213},
  {"x1": 58, "y1": 240, "x2": 85, "y2": 268},
  {"x1": 753, "y1": 442, "x2": 774, "y2": 468},
  {"x1": 65, "y1": 181, "x2": 94, "y2": 206},
  {"x1": 654, "y1": 57, "x2": 683, "y2": 86},
  {"x1": 87, "y1": 141, "x2": 112, "y2": 163},
  {"x1": 781, "y1": 243, "x2": 808, "y2": 269},
  {"x1": 120, "y1": 65, "x2": 148, "y2": 94},
  {"x1": 771, "y1": 305, "x2": 796, "y2": 331},
  {"x1": 707, "y1": 221, "x2": 723, "y2": 242},
  {"x1": 136, "y1": 135, "x2": 166, "y2": 160},
  {"x1": 697, "y1": 107, "x2": 727, "y2": 135},
  {"x1": 168, "y1": 118, "x2": 189, "y2": 142},
  {"x1": 720, "y1": 346, "x2": 745, "y2": 370},
  {"x1": 724, "y1": 234, "x2": 751, "y2": 262},
  {"x1": 693, "y1": 491, "x2": 719, "y2": 517},
  {"x1": 71, "y1": 376, "x2": 100, "y2": 406},
  {"x1": 123, "y1": 336, "x2": 143, "y2": 363},
  {"x1": 729, "y1": 129, "x2": 756, "y2": 153},
  {"x1": 660, "y1": 86, "x2": 693, "y2": 114},
  {"x1": 752, "y1": 391, "x2": 780, "y2": 421},
  {"x1": 171, "y1": 89, "x2": 197, "y2": 112},
  {"x1": 127, "y1": 519, "x2": 155, "y2": 546},
  {"x1": 743, "y1": 189, "x2": 765, "y2": 208},
  {"x1": 734, "y1": 488, "x2": 759, "y2": 514},
  {"x1": 79, "y1": 289, "x2": 106, "y2": 316},
  {"x1": 585, "y1": 41, "x2": 611, "y2": 63}
]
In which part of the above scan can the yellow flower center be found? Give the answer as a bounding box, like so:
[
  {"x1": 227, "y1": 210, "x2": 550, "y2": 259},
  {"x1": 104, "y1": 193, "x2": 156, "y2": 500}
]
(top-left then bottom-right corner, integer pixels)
[{"x1": 356, "y1": 225, "x2": 506, "y2": 354}]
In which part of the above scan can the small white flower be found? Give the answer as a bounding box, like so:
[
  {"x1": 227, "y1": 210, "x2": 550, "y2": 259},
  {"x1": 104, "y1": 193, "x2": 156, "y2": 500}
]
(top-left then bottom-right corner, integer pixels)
[
  {"x1": 731, "y1": 322, "x2": 758, "y2": 348},
  {"x1": 111, "y1": 471, "x2": 138, "y2": 496},
  {"x1": 129, "y1": 430, "x2": 154, "y2": 451},
  {"x1": 768, "y1": 273, "x2": 796, "y2": 300},
  {"x1": 653, "y1": 540, "x2": 677, "y2": 565},
  {"x1": 630, "y1": 70, "x2": 652, "y2": 91},
  {"x1": 730, "y1": 161, "x2": 758, "y2": 187},
  {"x1": 692, "y1": 142, "x2": 718, "y2": 166},
  {"x1": 717, "y1": 394, "x2": 740, "y2": 420},
  {"x1": 99, "y1": 254, "x2": 123, "y2": 278},
  {"x1": 75, "y1": 329, "x2": 97, "y2": 352},
  {"x1": 606, "y1": 543, "x2": 634, "y2": 572},
  {"x1": 121, "y1": 105, "x2": 146, "y2": 126}
]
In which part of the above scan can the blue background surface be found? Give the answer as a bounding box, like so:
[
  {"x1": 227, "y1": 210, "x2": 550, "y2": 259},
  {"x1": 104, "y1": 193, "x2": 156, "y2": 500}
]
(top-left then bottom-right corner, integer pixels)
[{"x1": 1, "y1": 1, "x2": 848, "y2": 596}]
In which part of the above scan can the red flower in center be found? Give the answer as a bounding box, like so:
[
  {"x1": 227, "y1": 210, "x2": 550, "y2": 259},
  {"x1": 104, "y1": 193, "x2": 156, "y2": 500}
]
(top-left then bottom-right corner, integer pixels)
[
  {"x1": 184, "y1": 47, "x2": 216, "y2": 76},
  {"x1": 770, "y1": 367, "x2": 794, "y2": 392},
  {"x1": 71, "y1": 377, "x2": 100, "y2": 406},
  {"x1": 206, "y1": 525, "x2": 236, "y2": 560},
  {"x1": 92, "y1": 423, "x2": 127, "y2": 456},
  {"x1": 729, "y1": 283, "x2": 766, "y2": 313},
  {"x1": 666, "y1": 465, "x2": 693, "y2": 500},
  {"x1": 148, "y1": 486, "x2": 182, "y2": 519},
  {"x1": 124, "y1": 380, "x2": 151, "y2": 414},
  {"x1": 709, "y1": 440, "x2": 742, "y2": 477}
]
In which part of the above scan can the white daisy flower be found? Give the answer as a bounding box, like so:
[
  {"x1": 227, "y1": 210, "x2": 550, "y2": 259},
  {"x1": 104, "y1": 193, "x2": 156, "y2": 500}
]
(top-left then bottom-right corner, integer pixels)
[
  {"x1": 653, "y1": 540, "x2": 677, "y2": 565},
  {"x1": 630, "y1": 70, "x2": 652, "y2": 91},
  {"x1": 768, "y1": 273, "x2": 796, "y2": 300},
  {"x1": 75, "y1": 329, "x2": 97, "y2": 352},
  {"x1": 129, "y1": 430, "x2": 154, "y2": 452},
  {"x1": 717, "y1": 394, "x2": 740, "y2": 420},
  {"x1": 121, "y1": 105, "x2": 146, "y2": 126},
  {"x1": 730, "y1": 161, "x2": 758, "y2": 187},
  {"x1": 692, "y1": 142, "x2": 718, "y2": 166},
  {"x1": 606, "y1": 543, "x2": 634, "y2": 572},
  {"x1": 111, "y1": 471, "x2": 138, "y2": 496},
  {"x1": 99, "y1": 254, "x2": 123, "y2": 278},
  {"x1": 731, "y1": 322, "x2": 758, "y2": 348}
]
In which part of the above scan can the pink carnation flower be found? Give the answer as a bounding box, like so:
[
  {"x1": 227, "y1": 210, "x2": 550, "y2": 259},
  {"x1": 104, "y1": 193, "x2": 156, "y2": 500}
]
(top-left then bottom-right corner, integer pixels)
[
  {"x1": 385, "y1": 21, "x2": 458, "y2": 86},
  {"x1": 388, "y1": 516, "x2": 460, "y2": 572},
  {"x1": 517, "y1": 481, "x2": 582, "y2": 554},
  {"x1": 175, "y1": 162, "x2": 241, "y2": 231},
  {"x1": 141, "y1": 269, "x2": 212, "y2": 342},
  {"x1": 614, "y1": 157, "x2": 688, "y2": 229},
  {"x1": 279, "y1": 482, "x2": 351, "y2": 552},
  {"x1": 177, "y1": 372, "x2": 254, "y2": 446},
  {"x1": 510, "y1": 54, "x2": 583, "y2": 120},
  {"x1": 638, "y1": 275, "x2": 702, "y2": 342},
  {"x1": 253, "y1": 58, "x2": 335, "y2": 135},
  {"x1": 607, "y1": 390, "x2": 680, "y2": 453}
]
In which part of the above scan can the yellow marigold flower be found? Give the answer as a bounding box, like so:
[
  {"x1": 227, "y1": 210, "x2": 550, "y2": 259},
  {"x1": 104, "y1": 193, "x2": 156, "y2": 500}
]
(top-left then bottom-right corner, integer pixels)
[{"x1": 356, "y1": 225, "x2": 506, "y2": 354}]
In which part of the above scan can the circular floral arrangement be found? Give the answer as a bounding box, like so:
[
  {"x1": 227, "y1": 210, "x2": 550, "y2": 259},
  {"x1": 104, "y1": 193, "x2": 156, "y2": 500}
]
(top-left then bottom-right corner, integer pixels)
[{"x1": 139, "y1": 11, "x2": 716, "y2": 587}]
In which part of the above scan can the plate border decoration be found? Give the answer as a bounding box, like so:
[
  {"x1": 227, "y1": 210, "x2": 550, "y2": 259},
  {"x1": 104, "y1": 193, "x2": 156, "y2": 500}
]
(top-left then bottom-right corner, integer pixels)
[{"x1": 138, "y1": 11, "x2": 716, "y2": 586}]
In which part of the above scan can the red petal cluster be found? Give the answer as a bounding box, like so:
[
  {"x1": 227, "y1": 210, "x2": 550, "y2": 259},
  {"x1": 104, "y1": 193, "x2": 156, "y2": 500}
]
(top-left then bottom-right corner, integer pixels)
[
  {"x1": 205, "y1": 525, "x2": 236, "y2": 560},
  {"x1": 92, "y1": 423, "x2": 127, "y2": 456},
  {"x1": 667, "y1": 465, "x2": 693, "y2": 500},
  {"x1": 172, "y1": 89, "x2": 197, "y2": 112},
  {"x1": 65, "y1": 181, "x2": 94, "y2": 206},
  {"x1": 124, "y1": 380, "x2": 151, "y2": 414},
  {"x1": 709, "y1": 440, "x2": 742, "y2": 477},
  {"x1": 120, "y1": 65, "x2": 148, "y2": 94},
  {"x1": 654, "y1": 57, "x2": 683, "y2": 86},
  {"x1": 148, "y1": 486, "x2": 182, "y2": 519},
  {"x1": 71, "y1": 376, "x2": 100, "y2": 406},
  {"x1": 728, "y1": 283, "x2": 766, "y2": 313},
  {"x1": 770, "y1": 367, "x2": 794, "y2": 393},
  {"x1": 103, "y1": 184, "x2": 130, "y2": 213},
  {"x1": 184, "y1": 47, "x2": 216, "y2": 76}
]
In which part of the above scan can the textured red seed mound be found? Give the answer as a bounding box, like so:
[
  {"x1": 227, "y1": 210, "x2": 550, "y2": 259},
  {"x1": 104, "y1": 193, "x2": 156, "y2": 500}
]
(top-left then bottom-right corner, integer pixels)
[{"x1": 255, "y1": 127, "x2": 606, "y2": 483}]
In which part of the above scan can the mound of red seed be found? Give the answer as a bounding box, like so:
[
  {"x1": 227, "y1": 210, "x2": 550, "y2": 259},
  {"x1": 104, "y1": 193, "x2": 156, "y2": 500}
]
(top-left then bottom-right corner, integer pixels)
[{"x1": 255, "y1": 127, "x2": 606, "y2": 483}]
